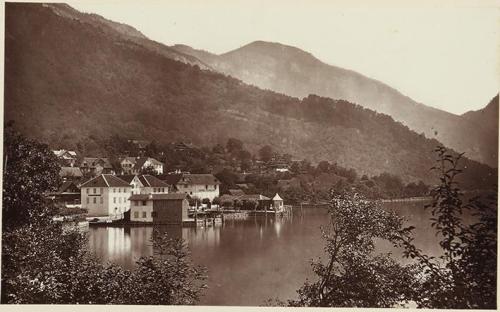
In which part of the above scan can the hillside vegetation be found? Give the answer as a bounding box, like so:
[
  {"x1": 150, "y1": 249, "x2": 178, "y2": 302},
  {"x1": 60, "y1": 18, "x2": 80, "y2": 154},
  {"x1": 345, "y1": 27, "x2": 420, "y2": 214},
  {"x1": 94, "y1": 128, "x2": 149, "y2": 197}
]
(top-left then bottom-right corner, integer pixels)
[
  {"x1": 173, "y1": 41, "x2": 498, "y2": 167},
  {"x1": 4, "y1": 3, "x2": 496, "y2": 188}
]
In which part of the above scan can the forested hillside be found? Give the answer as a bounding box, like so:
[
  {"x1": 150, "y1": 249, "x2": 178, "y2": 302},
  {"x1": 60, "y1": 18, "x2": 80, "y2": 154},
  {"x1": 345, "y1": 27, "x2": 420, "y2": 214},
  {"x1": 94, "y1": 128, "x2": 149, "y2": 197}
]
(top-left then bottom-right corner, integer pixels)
[
  {"x1": 173, "y1": 41, "x2": 498, "y2": 167},
  {"x1": 4, "y1": 3, "x2": 496, "y2": 188}
]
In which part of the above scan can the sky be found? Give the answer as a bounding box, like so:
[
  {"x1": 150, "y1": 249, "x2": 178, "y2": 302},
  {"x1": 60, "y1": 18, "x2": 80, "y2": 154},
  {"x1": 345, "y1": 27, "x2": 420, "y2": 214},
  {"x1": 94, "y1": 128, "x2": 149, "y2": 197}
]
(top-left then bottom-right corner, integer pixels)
[{"x1": 69, "y1": 0, "x2": 498, "y2": 115}]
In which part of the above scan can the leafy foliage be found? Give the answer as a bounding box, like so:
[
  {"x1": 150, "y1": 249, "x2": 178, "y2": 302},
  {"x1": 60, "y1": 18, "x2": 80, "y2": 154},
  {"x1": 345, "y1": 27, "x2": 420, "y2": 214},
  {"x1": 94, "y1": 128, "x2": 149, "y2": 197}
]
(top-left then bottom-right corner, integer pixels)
[
  {"x1": 2, "y1": 122, "x2": 61, "y2": 229},
  {"x1": 289, "y1": 192, "x2": 417, "y2": 307},
  {"x1": 395, "y1": 146, "x2": 497, "y2": 309}
]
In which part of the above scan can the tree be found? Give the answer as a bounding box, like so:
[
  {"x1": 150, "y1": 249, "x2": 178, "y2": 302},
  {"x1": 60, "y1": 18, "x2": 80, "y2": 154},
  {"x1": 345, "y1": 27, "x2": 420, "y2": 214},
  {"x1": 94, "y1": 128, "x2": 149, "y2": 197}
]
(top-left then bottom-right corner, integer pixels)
[
  {"x1": 258, "y1": 145, "x2": 273, "y2": 162},
  {"x1": 3, "y1": 124, "x2": 61, "y2": 229},
  {"x1": 226, "y1": 138, "x2": 243, "y2": 154},
  {"x1": 396, "y1": 147, "x2": 497, "y2": 309},
  {"x1": 289, "y1": 192, "x2": 417, "y2": 307},
  {"x1": 2, "y1": 130, "x2": 207, "y2": 304}
]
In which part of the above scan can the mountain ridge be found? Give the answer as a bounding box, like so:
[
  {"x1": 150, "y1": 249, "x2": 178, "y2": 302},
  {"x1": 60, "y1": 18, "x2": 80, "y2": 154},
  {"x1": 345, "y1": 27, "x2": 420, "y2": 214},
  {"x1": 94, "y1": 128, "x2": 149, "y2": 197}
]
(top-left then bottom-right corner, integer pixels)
[{"x1": 172, "y1": 41, "x2": 498, "y2": 167}]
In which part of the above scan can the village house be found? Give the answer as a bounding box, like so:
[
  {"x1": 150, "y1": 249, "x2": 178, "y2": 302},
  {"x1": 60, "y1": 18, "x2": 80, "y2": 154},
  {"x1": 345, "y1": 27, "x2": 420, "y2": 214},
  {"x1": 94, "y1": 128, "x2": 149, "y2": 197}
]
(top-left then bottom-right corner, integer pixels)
[
  {"x1": 129, "y1": 193, "x2": 189, "y2": 224},
  {"x1": 53, "y1": 149, "x2": 78, "y2": 167},
  {"x1": 80, "y1": 157, "x2": 114, "y2": 176},
  {"x1": 48, "y1": 180, "x2": 81, "y2": 207},
  {"x1": 161, "y1": 173, "x2": 221, "y2": 202},
  {"x1": 117, "y1": 174, "x2": 170, "y2": 195},
  {"x1": 120, "y1": 156, "x2": 164, "y2": 175},
  {"x1": 81, "y1": 174, "x2": 132, "y2": 218},
  {"x1": 138, "y1": 174, "x2": 170, "y2": 194},
  {"x1": 115, "y1": 174, "x2": 144, "y2": 195},
  {"x1": 59, "y1": 166, "x2": 83, "y2": 182}
]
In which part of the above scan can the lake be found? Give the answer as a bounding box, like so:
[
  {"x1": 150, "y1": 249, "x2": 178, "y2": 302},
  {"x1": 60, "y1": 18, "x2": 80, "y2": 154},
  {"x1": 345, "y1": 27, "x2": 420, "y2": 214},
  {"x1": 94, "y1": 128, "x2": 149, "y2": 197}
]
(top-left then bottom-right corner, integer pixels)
[{"x1": 87, "y1": 201, "x2": 458, "y2": 306}]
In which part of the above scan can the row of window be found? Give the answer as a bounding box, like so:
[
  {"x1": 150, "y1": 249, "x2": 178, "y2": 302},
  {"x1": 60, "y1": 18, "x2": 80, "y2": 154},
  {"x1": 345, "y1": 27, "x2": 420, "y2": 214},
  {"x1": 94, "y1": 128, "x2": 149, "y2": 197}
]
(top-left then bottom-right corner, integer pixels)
[
  {"x1": 133, "y1": 201, "x2": 149, "y2": 206},
  {"x1": 86, "y1": 197, "x2": 129, "y2": 204},
  {"x1": 85, "y1": 187, "x2": 131, "y2": 194},
  {"x1": 133, "y1": 211, "x2": 157, "y2": 219},
  {"x1": 153, "y1": 187, "x2": 166, "y2": 193}
]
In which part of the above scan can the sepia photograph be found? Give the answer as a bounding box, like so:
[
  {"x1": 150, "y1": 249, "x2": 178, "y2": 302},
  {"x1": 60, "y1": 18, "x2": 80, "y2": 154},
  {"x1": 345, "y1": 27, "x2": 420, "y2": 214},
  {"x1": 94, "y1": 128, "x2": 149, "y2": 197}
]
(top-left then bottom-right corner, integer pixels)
[{"x1": 1, "y1": 0, "x2": 498, "y2": 309}]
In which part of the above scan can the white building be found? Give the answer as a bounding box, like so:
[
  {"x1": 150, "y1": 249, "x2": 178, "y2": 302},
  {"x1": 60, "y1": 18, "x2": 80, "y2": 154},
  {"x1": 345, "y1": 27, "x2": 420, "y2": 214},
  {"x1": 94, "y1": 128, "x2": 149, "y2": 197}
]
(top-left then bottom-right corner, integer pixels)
[
  {"x1": 164, "y1": 173, "x2": 221, "y2": 202},
  {"x1": 120, "y1": 157, "x2": 164, "y2": 175},
  {"x1": 80, "y1": 174, "x2": 132, "y2": 218},
  {"x1": 117, "y1": 174, "x2": 170, "y2": 195}
]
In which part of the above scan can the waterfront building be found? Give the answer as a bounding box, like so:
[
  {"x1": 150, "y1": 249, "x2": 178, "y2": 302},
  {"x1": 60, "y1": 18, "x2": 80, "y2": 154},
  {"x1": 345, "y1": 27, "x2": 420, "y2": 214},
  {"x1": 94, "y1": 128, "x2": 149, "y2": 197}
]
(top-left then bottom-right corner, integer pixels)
[
  {"x1": 129, "y1": 193, "x2": 189, "y2": 224},
  {"x1": 272, "y1": 193, "x2": 284, "y2": 212},
  {"x1": 81, "y1": 174, "x2": 132, "y2": 218}
]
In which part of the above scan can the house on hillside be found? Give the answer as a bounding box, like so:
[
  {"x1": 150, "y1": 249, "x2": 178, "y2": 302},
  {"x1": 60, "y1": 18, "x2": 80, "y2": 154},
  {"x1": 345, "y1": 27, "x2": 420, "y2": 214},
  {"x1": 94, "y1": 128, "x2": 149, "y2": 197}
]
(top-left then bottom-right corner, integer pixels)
[
  {"x1": 120, "y1": 157, "x2": 164, "y2": 175},
  {"x1": 129, "y1": 193, "x2": 189, "y2": 224},
  {"x1": 161, "y1": 173, "x2": 220, "y2": 202},
  {"x1": 80, "y1": 157, "x2": 114, "y2": 176},
  {"x1": 80, "y1": 174, "x2": 132, "y2": 218},
  {"x1": 128, "y1": 139, "x2": 151, "y2": 155},
  {"x1": 53, "y1": 149, "x2": 78, "y2": 167}
]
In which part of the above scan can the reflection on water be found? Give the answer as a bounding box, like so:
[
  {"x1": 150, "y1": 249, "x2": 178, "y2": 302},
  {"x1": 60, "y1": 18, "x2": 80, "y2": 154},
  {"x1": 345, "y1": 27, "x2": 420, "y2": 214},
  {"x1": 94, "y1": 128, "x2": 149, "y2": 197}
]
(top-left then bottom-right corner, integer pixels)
[{"x1": 87, "y1": 203, "x2": 466, "y2": 306}]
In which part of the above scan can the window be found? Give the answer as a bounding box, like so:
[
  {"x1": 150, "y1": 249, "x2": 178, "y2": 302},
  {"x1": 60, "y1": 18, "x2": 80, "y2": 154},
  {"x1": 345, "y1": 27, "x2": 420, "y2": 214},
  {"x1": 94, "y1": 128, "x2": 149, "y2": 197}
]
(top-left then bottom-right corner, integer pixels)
[
  {"x1": 86, "y1": 188, "x2": 89, "y2": 194},
  {"x1": 205, "y1": 185, "x2": 208, "y2": 190},
  {"x1": 161, "y1": 188, "x2": 165, "y2": 193},
  {"x1": 134, "y1": 211, "x2": 139, "y2": 218},
  {"x1": 190, "y1": 191, "x2": 193, "y2": 195},
  {"x1": 113, "y1": 188, "x2": 116, "y2": 193},
  {"x1": 134, "y1": 201, "x2": 138, "y2": 206},
  {"x1": 113, "y1": 197, "x2": 116, "y2": 204},
  {"x1": 93, "y1": 197, "x2": 96, "y2": 204},
  {"x1": 142, "y1": 201, "x2": 147, "y2": 206},
  {"x1": 142, "y1": 211, "x2": 147, "y2": 218},
  {"x1": 93, "y1": 188, "x2": 96, "y2": 194}
]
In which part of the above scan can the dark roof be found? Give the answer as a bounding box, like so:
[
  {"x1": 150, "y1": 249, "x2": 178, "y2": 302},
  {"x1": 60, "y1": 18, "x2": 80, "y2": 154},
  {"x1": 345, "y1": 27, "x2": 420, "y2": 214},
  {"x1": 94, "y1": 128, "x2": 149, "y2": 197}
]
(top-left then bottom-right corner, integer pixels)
[
  {"x1": 139, "y1": 175, "x2": 170, "y2": 187},
  {"x1": 59, "y1": 166, "x2": 83, "y2": 178},
  {"x1": 178, "y1": 174, "x2": 221, "y2": 185},
  {"x1": 133, "y1": 157, "x2": 163, "y2": 170},
  {"x1": 115, "y1": 175, "x2": 138, "y2": 184},
  {"x1": 228, "y1": 189, "x2": 245, "y2": 196},
  {"x1": 160, "y1": 174, "x2": 183, "y2": 185},
  {"x1": 81, "y1": 174, "x2": 131, "y2": 188},
  {"x1": 240, "y1": 194, "x2": 271, "y2": 201},
  {"x1": 57, "y1": 181, "x2": 80, "y2": 194},
  {"x1": 81, "y1": 157, "x2": 113, "y2": 169},
  {"x1": 129, "y1": 193, "x2": 187, "y2": 201}
]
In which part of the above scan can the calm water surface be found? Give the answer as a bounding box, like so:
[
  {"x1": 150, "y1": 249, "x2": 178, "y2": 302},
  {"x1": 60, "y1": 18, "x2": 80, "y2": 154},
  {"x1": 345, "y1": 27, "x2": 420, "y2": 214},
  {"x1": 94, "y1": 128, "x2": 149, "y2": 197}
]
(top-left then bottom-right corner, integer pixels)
[{"x1": 87, "y1": 202, "x2": 465, "y2": 306}]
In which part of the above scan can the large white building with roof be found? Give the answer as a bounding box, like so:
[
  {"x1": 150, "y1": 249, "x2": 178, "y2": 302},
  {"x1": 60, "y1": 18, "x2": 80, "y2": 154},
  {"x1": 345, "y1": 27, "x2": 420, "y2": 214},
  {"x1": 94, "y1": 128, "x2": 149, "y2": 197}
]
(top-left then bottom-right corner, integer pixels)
[{"x1": 81, "y1": 174, "x2": 132, "y2": 218}]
